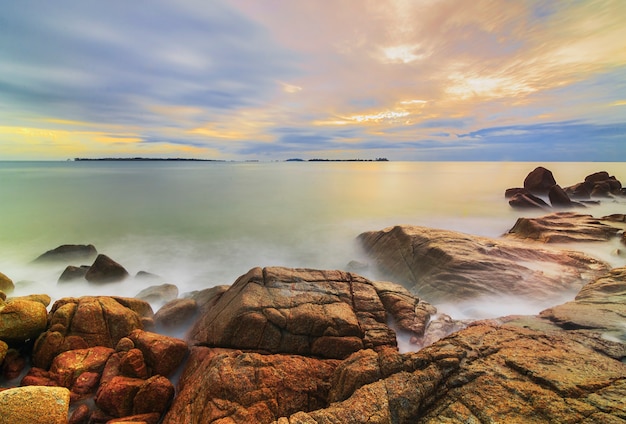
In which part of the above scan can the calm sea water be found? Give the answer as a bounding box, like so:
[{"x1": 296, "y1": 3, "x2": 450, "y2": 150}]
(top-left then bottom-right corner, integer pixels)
[{"x1": 1, "y1": 161, "x2": 625, "y2": 318}]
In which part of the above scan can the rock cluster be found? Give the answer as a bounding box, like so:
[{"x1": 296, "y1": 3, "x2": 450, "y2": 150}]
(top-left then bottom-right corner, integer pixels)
[{"x1": 506, "y1": 166, "x2": 624, "y2": 209}]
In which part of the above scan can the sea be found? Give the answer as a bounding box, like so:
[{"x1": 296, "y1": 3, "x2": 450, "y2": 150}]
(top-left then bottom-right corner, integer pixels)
[{"x1": 1, "y1": 161, "x2": 625, "y2": 322}]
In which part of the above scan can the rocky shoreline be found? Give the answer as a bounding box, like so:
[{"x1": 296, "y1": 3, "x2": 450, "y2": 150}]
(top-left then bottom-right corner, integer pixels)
[{"x1": 1, "y1": 168, "x2": 626, "y2": 423}]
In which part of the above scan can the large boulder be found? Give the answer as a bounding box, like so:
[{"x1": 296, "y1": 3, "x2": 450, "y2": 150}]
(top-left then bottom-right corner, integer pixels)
[
  {"x1": 523, "y1": 166, "x2": 557, "y2": 194},
  {"x1": 95, "y1": 375, "x2": 174, "y2": 418},
  {"x1": 358, "y1": 225, "x2": 609, "y2": 303},
  {"x1": 505, "y1": 212, "x2": 623, "y2": 243},
  {"x1": 33, "y1": 244, "x2": 97, "y2": 264},
  {"x1": 0, "y1": 386, "x2": 70, "y2": 424},
  {"x1": 280, "y1": 323, "x2": 626, "y2": 423},
  {"x1": 188, "y1": 267, "x2": 434, "y2": 359},
  {"x1": 85, "y1": 254, "x2": 130, "y2": 283},
  {"x1": 162, "y1": 348, "x2": 340, "y2": 424},
  {"x1": 32, "y1": 296, "x2": 152, "y2": 369},
  {"x1": 126, "y1": 329, "x2": 188, "y2": 377},
  {"x1": 0, "y1": 297, "x2": 48, "y2": 343}
]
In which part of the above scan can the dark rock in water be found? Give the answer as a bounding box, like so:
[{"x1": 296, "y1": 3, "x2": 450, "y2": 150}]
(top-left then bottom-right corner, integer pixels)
[
  {"x1": 346, "y1": 260, "x2": 369, "y2": 272},
  {"x1": 548, "y1": 184, "x2": 576, "y2": 208},
  {"x1": 508, "y1": 192, "x2": 550, "y2": 209},
  {"x1": 58, "y1": 265, "x2": 90, "y2": 283},
  {"x1": 188, "y1": 267, "x2": 435, "y2": 359},
  {"x1": 0, "y1": 271, "x2": 14, "y2": 294},
  {"x1": 33, "y1": 244, "x2": 97, "y2": 264},
  {"x1": 357, "y1": 224, "x2": 609, "y2": 303},
  {"x1": 564, "y1": 182, "x2": 591, "y2": 199},
  {"x1": 183, "y1": 285, "x2": 229, "y2": 309},
  {"x1": 585, "y1": 171, "x2": 611, "y2": 184},
  {"x1": 590, "y1": 181, "x2": 612, "y2": 197},
  {"x1": 135, "y1": 283, "x2": 178, "y2": 305},
  {"x1": 505, "y1": 212, "x2": 623, "y2": 243},
  {"x1": 134, "y1": 271, "x2": 164, "y2": 283},
  {"x1": 504, "y1": 187, "x2": 528, "y2": 198},
  {"x1": 523, "y1": 166, "x2": 557, "y2": 194},
  {"x1": 85, "y1": 254, "x2": 130, "y2": 284}
]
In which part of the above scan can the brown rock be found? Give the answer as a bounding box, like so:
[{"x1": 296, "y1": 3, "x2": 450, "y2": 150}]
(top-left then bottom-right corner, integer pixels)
[
  {"x1": 564, "y1": 182, "x2": 591, "y2": 199},
  {"x1": 33, "y1": 244, "x2": 97, "y2": 264},
  {"x1": 85, "y1": 254, "x2": 130, "y2": 283},
  {"x1": 20, "y1": 367, "x2": 58, "y2": 387},
  {"x1": 127, "y1": 329, "x2": 188, "y2": 377},
  {"x1": 106, "y1": 412, "x2": 161, "y2": 424},
  {"x1": 162, "y1": 347, "x2": 340, "y2": 424},
  {"x1": 49, "y1": 346, "x2": 114, "y2": 388},
  {"x1": 188, "y1": 267, "x2": 418, "y2": 359},
  {"x1": 132, "y1": 375, "x2": 175, "y2": 415},
  {"x1": 508, "y1": 192, "x2": 551, "y2": 209},
  {"x1": 358, "y1": 224, "x2": 609, "y2": 303},
  {"x1": 95, "y1": 375, "x2": 144, "y2": 417},
  {"x1": 0, "y1": 297, "x2": 48, "y2": 342},
  {"x1": 548, "y1": 184, "x2": 576, "y2": 208},
  {"x1": 119, "y1": 348, "x2": 149, "y2": 379},
  {"x1": 0, "y1": 386, "x2": 70, "y2": 424},
  {"x1": 506, "y1": 212, "x2": 622, "y2": 243},
  {"x1": 58, "y1": 265, "x2": 89, "y2": 283},
  {"x1": 135, "y1": 283, "x2": 178, "y2": 305},
  {"x1": 153, "y1": 298, "x2": 198, "y2": 330},
  {"x1": 523, "y1": 166, "x2": 557, "y2": 194},
  {"x1": 504, "y1": 187, "x2": 528, "y2": 198},
  {"x1": 68, "y1": 403, "x2": 91, "y2": 424},
  {"x1": 0, "y1": 341, "x2": 6, "y2": 366},
  {"x1": 1, "y1": 349, "x2": 27, "y2": 380},
  {"x1": 585, "y1": 171, "x2": 611, "y2": 184},
  {"x1": 0, "y1": 272, "x2": 13, "y2": 294},
  {"x1": 32, "y1": 296, "x2": 151, "y2": 369}
]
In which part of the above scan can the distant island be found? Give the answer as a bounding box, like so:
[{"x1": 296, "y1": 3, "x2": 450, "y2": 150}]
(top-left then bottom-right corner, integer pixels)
[
  {"x1": 286, "y1": 158, "x2": 389, "y2": 162},
  {"x1": 73, "y1": 157, "x2": 224, "y2": 162}
]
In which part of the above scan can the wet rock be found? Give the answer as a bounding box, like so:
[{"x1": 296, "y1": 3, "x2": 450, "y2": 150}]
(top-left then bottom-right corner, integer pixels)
[
  {"x1": 508, "y1": 192, "x2": 550, "y2": 209},
  {"x1": 153, "y1": 298, "x2": 198, "y2": 331},
  {"x1": 162, "y1": 347, "x2": 339, "y2": 424},
  {"x1": 548, "y1": 184, "x2": 577, "y2": 208},
  {"x1": 0, "y1": 272, "x2": 13, "y2": 294},
  {"x1": 33, "y1": 244, "x2": 97, "y2": 264},
  {"x1": 0, "y1": 386, "x2": 70, "y2": 424},
  {"x1": 188, "y1": 267, "x2": 431, "y2": 359},
  {"x1": 505, "y1": 212, "x2": 623, "y2": 243},
  {"x1": 85, "y1": 254, "x2": 130, "y2": 284},
  {"x1": 523, "y1": 166, "x2": 557, "y2": 194},
  {"x1": 32, "y1": 296, "x2": 152, "y2": 369},
  {"x1": 58, "y1": 265, "x2": 90, "y2": 283},
  {"x1": 135, "y1": 283, "x2": 178, "y2": 305},
  {"x1": 127, "y1": 329, "x2": 188, "y2": 377},
  {"x1": 0, "y1": 297, "x2": 48, "y2": 343},
  {"x1": 48, "y1": 346, "x2": 115, "y2": 394},
  {"x1": 358, "y1": 224, "x2": 609, "y2": 303},
  {"x1": 95, "y1": 375, "x2": 174, "y2": 418}
]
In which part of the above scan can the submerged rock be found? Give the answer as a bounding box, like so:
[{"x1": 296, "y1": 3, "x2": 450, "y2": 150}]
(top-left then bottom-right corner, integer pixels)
[
  {"x1": 358, "y1": 224, "x2": 609, "y2": 303},
  {"x1": 85, "y1": 254, "x2": 130, "y2": 284}
]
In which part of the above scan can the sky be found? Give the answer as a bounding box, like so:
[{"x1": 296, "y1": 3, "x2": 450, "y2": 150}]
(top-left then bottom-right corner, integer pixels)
[{"x1": 0, "y1": 0, "x2": 625, "y2": 161}]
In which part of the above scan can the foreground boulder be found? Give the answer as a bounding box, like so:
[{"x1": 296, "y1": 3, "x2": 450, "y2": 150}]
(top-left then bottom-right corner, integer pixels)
[
  {"x1": 358, "y1": 225, "x2": 609, "y2": 303},
  {"x1": 0, "y1": 296, "x2": 48, "y2": 343},
  {"x1": 188, "y1": 267, "x2": 435, "y2": 359},
  {"x1": 0, "y1": 386, "x2": 70, "y2": 424},
  {"x1": 279, "y1": 323, "x2": 626, "y2": 423},
  {"x1": 0, "y1": 272, "x2": 13, "y2": 294}
]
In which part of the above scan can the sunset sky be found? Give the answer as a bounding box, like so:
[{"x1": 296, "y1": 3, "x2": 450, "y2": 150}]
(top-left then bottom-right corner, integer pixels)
[{"x1": 1, "y1": 0, "x2": 625, "y2": 161}]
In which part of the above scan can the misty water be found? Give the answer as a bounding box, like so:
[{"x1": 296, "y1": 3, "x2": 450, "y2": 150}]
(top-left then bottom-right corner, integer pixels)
[{"x1": 1, "y1": 160, "x2": 625, "y2": 324}]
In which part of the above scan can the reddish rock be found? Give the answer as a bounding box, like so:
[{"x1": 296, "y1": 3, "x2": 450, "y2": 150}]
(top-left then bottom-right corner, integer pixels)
[
  {"x1": 126, "y1": 330, "x2": 187, "y2": 377},
  {"x1": 153, "y1": 298, "x2": 198, "y2": 330},
  {"x1": 32, "y1": 296, "x2": 151, "y2": 369},
  {"x1": 20, "y1": 367, "x2": 58, "y2": 387},
  {"x1": 523, "y1": 166, "x2": 557, "y2": 194},
  {"x1": 85, "y1": 254, "x2": 130, "y2": 283},
  {"x1": 162, "y1": 347, "x2": 340, "y2": 424},
  {"x1": 95, "y1": 376, "x2": 144, "y2": 418},
  {"x1": 1, "y1": 349, "x2": 26, "y2": 380},
  {"x1": 49, "y1": 346, "x2": 114, "y2": 388},
  {"x1": 132, "y1": 375, "x2": 175, "y2": 415},
  {"x1": 188, "y1": 267, "x2": 429, "y2": 359},
  {"x1": 68, "y1": 403, "x2": 91, "y2": 424},
  {"x1": 119, "y1": 348, "x2": 149, "y2": 379},
  {"x1": 106, "y1": 412, "x2": 161, "y2": 424}
]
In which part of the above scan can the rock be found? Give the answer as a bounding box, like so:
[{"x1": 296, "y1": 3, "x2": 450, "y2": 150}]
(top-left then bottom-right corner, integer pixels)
[
  {"x1": 162, "y1": 347, "x2": 340, "y2": 424},
  {"x1": 564, "y1": 182, "x2": 591, "y2": 199},
  {"x1": 58, "y1": 265, "x2": 90, "y2": 283},
  {"x1": 127, "y1": 329, "x2": 188, "y2": 377},
  {"x1": 153, "y1": 298, "x2": 198, "y2": 331},
  {"x1": 85, "y1": 254, "x2": 130, "y2": 283},
  {"x1": 540, "y1": 267, "x2": 626, "y2": 340},
  {"x1": 2, "y1": 349, "x2": 27, "y2": 380},
  {"x1": 68, "y1": 403, "x2": 90, "y2": 424},
  {"x1": 188, "y1": 267, "x2": 430, "y2": 359},
  {"x1": 548, "y1": 184, "x2": 576, "y2": 208},
  {"x1": 0, "y1": 341, "x2": 6, "y2": 364},
  {"x1": 0, "y1": 272, "x2": 13, "y2": 294},
  {"x1": 95, "y1": 375, "x2": 174, "y2": 418},
  {"x1": 358, "y1": 225, "x2": 609, "y2": 303},
  {"x1": 107, "y1": 413, "x2": 161, "y2": 424},
  {"x1": 585, "y1": 171, "x2": 611, "y2": 184},
  {"x1": 523, "y1": 166, "x2": 557, "y2": 194},
  {"x1": 508, "y1": 192, "x2": 550, "y2": 209},
  {"x1": 48, "y1": 346, "x2": 115, "y2": 391},
  {"x1": 0, "y1": 297, "x2": 48, "y2": 343},
  {"x1": 504, "y1": 187, "x2": 528, "y2": 198},
  {"x1": 33, "y1": 244, "x2": 97, "y2": 264},
  {"x1": 590, "y1": 181, "x2": 612, "y2": 197},
  {"x1": 0, "y1": 386, "x2": 70, "y2": 424},
  {"x1": 505, "y1": 212, "x2": 623, "y2": 243},
  {"x1": 281, "y1": 323, "x2": 626, "y2": 423},
  {"x1": 135, "y1": 283, "x2": 178, "y2": 305},
  {"x1": 32, "y1": 296, "x2": 152, "y2": 369},
  {"x1": 184, "y1": 284, "x2": 229, "y2": 309}
]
